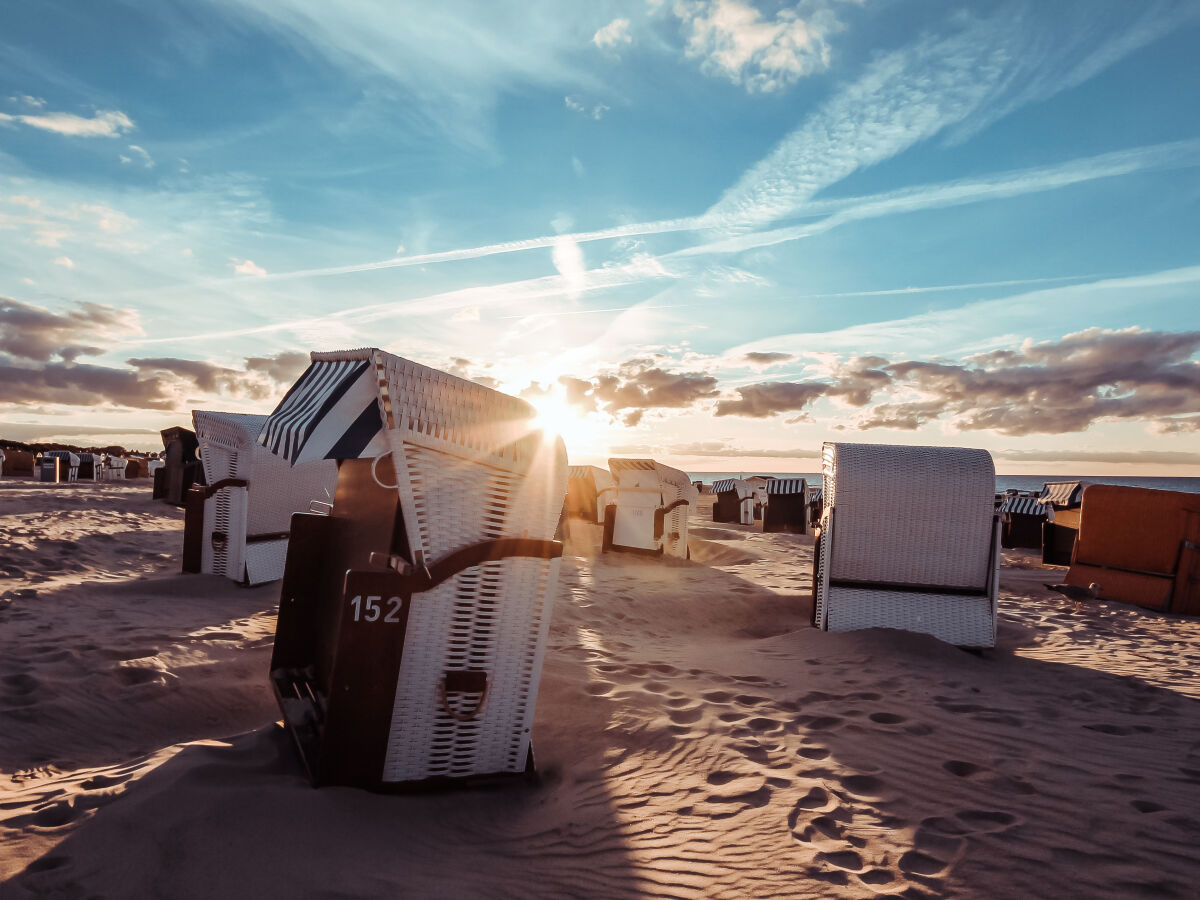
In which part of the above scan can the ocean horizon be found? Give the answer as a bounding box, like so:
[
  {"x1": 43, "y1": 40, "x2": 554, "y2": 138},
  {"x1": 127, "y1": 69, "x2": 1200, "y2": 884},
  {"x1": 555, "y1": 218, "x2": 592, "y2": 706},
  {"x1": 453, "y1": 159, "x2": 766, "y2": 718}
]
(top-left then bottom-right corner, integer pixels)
[{"x1": 686, "y1": 472, "x2": 1200, "y2": 494}]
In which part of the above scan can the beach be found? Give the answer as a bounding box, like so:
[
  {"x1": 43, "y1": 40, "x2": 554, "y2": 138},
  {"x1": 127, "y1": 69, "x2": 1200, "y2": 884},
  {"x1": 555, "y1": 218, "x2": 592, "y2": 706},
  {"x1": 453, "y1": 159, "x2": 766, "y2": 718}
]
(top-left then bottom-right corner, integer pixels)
[{"x1": 2, "y1": 479, "x2": 1199, "y2": 899}]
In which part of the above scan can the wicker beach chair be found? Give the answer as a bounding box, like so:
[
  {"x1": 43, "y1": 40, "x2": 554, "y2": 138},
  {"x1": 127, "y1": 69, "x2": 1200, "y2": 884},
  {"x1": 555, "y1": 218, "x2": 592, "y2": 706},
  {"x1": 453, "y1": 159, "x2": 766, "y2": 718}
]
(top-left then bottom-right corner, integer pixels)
[
  {"x1": 76, "y1": 452, "x2": 102, "y2": 482},
  {"x1": 763, "y1": 477, "x2": 808, "y2": 534},
  {"x1": 812, "y1": 442, "x2": 1000, "y2": 648},
  {"x1": 261, "y1": 348, "x2": 567, "y2": 790},
  {"x1": 104, "y1": 456, "x2": 129, "y2": 480},
  {"x1": 711, "y1": 478, "x2": 755, "y2": 525},
  {"x1": 0, "y1": 448, "x2": 4, "y2": 479},
  {"x1": 40, "y1": 451, "x2": 80, "y2": 483},
  {"x1": 604, "y1": 458, "x2": 697, "y2": 558},
  {"x1": 566, "y1": 464, "x2": 616, "y2": 524},
  {"x1": 1, "y1": 449, "x2": 34, "y2": 477},
  {"x1": 182, "y1": 411, "x2": 337, "y2": 586},
  {"x1": 154, "y1": 426, "x2": 203, "y2": 504}
]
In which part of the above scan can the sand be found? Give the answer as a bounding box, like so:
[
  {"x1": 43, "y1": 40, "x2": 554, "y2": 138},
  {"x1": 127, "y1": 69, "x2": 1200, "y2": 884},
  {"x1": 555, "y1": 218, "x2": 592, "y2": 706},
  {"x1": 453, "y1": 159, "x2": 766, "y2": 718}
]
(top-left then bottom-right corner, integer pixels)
[{"x1": 1, "y1": 480, "x2": 1199, "y2": 899}]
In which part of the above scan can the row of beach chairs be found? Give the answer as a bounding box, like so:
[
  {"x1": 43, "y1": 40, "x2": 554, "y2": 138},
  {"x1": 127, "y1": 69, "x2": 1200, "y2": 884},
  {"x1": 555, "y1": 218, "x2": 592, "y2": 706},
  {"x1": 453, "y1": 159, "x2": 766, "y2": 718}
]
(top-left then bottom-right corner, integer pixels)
[{"x1": 141, "y1": 347, "x2": 1197, "y2": 795}]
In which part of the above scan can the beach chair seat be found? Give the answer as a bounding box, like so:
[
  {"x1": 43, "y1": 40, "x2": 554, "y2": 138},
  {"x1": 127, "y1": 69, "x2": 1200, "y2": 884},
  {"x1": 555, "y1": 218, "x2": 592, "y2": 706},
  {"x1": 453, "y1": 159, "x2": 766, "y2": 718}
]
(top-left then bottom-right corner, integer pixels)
[
  {"x1": 812, "y1": 442, "x2": 1000, "y2": 648},
  {"x1": 182, "y1": 411, "x2": 337, "y2": 586},
  {"x1": 261, "y1": 349, "x2": 567, "y2": 790},
  {"x1": 763, "y1": 478, "x2": 808, "y2": 534},
  {"x1": 103, "y1": 457, "x2": 129, "y2": 480},
  {"x1": 604, "y1": 459, "x2": 697, "y2": 557}
]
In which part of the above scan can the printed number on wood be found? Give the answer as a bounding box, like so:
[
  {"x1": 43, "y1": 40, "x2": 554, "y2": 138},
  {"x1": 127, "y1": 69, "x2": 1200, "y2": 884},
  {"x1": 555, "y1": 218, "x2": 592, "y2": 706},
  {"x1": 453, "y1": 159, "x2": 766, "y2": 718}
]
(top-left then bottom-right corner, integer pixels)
[{"x1": 349, "y1": 594, "x2": 403, "y2": 623}]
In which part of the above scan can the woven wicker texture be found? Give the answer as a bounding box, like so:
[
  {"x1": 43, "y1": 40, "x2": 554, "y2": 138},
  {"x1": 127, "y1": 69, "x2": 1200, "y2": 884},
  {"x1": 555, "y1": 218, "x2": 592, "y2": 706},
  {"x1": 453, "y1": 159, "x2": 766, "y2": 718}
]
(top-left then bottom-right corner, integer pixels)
[
  {"x1": 194, "y1": 411, "x2": 337, "y2": 584},
  {"x1": 823, "y1": 442, "x2": 995, "y2": 588},
  {"x1": 608, "y1": 459, "x2": 697, "y2": 557},
  {"x1": 817, "y1": 442, "x2": 999, "y2": 648},
  {"x1": 353, "y1": 351, "x2": 566, "y2": 782}
]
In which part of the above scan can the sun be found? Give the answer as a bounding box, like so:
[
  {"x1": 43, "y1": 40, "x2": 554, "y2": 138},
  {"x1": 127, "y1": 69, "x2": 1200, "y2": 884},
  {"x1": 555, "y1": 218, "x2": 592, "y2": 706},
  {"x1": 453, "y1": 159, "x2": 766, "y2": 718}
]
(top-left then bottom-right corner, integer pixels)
[{"x1": 529, "y1": 390, "x2": 607, "y2": 456}]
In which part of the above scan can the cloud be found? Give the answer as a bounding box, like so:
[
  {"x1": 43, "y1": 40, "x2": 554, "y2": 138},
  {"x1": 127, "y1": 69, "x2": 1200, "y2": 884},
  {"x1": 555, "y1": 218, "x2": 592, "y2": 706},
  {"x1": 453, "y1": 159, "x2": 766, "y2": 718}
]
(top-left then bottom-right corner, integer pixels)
[
  {"x1": 718, "y1": 328, "x2": 1200, "y2": 437},
  {"x1": 671, "y1": 441, "x2": 821, "y2": 459},
  {"x1": 121, "y1": 144, "x2": 154, "y2": 168},
  {"x1": 673, "y1": 0, "x2": 839, "y2": 92},
  {"x1": 0, "y1": 360, "x2": 175, "y2": 410},
  {"x1": 560, "y1": 359, "x2": 720, "y2": 426},
  {"x1": 0, "y1": 296, "x2": 138, "y2": 363},
  {"x1": 551, "y1": 236, "x2": 586, "y2": 297},
  {"x1": 564, "y1": 96, "x2": 609, "y2": 119},
  {"x1": 706, "y1": 4, "x2": 1195, "y2": 232},
  {"x1": 233, "y1": 258, "x2": 267, "y2": 276},
  {"x1": 0, "y1": 108, "x2": 134, "y2": 138},
  {"x1": 992, "y1": 448, "x2": 1200, "y2": 466},
  {"x1": 593, "y1": 18, "x2": 633, "y2": 50},
  {"x1": 244, "y1": 351, "x2": 310, "y2": 383},
  {"x1": 742, "y1": 351, "x2": 794, "y2": 366},
  {"x1": 53, "y1": 256, "x2": 74, "y2": 269}
]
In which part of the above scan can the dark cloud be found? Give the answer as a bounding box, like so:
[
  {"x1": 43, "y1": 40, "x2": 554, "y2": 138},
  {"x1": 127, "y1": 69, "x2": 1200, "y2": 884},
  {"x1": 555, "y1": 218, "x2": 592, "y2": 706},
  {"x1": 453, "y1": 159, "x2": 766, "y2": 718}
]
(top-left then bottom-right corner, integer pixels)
[
  {"x1": 0, "y1": 360, "x2": 175, "y2": 409},
  {"x1": 715, "y1": 381, "x2": 829, "y2": 417},
  {"x1": 716, "y1": 330, "x2": 1200, "y2": 436},
  {"x1": 245, "y1": 351, "x2": 310, "y2": 384},
  {"x1": 742, "y1": 351, "x2": 794, "y2": 366},
  {"x1": 0, "y1": 296, "x2": 134, "y2": 363},
  {"x1": 561, "y1": 360, "x2": 719, "y2": 426},
  {"x1": 126, "y1": 357, "x2": 277, "y2": 400}
]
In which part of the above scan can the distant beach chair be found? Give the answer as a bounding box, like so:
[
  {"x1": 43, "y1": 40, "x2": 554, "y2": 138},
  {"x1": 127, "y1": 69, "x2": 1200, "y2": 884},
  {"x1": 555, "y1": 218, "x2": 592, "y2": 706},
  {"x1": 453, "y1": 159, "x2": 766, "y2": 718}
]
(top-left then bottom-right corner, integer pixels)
[
  {"x1": 566, "y1": 464, "x2": 615, "y2": 524},
  {"x1": 763, "y1": 477, "x2": 808, "y2": 534},
  {"x1": 182, "y1": 411, "x2": 337, "y2": 586},
  {"x1": 999, "y1": 493, "x2": 1047, "y2": 549},
  {"x1": 711, "y1": 478, "x2": 755, "y2": 525},
  {"x1": 0, "y1": 448, "x2": 4, "y2": 479},
  {"x1": 812, "y1": 442, "x2": 1000, "y2": 648},
  {"x1": 1040, "y1": 480, "x2": 1088, "y2": 565},
  {"x1": 76, "y1": 452, "x2": 102, "y2": 482},
  {"x1": 1065, "y1": 485, "x2": 1200, "y2": 615},
  {"x1": 104, "y1": 456, "x2": 129, "y2": 480},
  {"x1": 40, "y1": 451, "x2": 80, "y2": 483},
  {"x1": 262, "y1": 348, "x2": 567, "y2": 790},
  {"x1": 147, "y1": 458, "x2": 165, "y2": 477},
  {"x1": 154, "y1": 426, "x2": 204, "y2": 505},
  {"x1": 1, "y1": 449, "x2": 35, "y2": 477},
  {"x1": 604, "y1": 458, "x2": 697, "y2": 557}
]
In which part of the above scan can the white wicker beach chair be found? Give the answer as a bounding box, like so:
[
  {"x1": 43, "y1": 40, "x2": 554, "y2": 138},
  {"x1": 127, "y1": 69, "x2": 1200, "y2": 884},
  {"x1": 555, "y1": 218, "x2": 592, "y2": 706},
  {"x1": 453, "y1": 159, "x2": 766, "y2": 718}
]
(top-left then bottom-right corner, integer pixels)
[
  {"x1": 75, "y1": 452, "x2": 102, "y2": 482},
  {"x1": 184, "y1": 411, "x2": 337, "y2": 586},
  {"x1": 103, "y1": 456, "x2": 128, "y2": 480},
  {"x1": 260, "y1": 348, "x2": 567, "y2": 790},
  {"x1": 812, "y1": 442, "x2": 1000, "y2": 648},
  {"x1": 605, "y1": 459, "x2": 697, "y2": 558},
  {"x1": 147, "y1": 458, "x2": 165, "y2": 476}
]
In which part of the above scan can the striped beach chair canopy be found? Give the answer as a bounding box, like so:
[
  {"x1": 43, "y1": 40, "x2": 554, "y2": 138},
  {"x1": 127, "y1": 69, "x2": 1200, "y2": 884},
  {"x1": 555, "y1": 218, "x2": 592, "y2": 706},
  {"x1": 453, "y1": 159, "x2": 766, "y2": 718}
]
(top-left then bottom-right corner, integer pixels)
[
  {"x1": 999, "y1": 495, "x2": 1048, "y2": 516},
  {"x1": 260, "y1": 348, "x2": 537, "y2": 465},
  {"x1": 1040, "y1": 481, "x2": 1087, "y2": 509},
  {"x1": 712, "y1": 478, "x2": 753, "y2": 499},
  {"x1": 765, "y1": 477, "x2": 806, "y2": 496},
  {"x1": 807, "y1": 486, "x2": 823, "y2": 505}
]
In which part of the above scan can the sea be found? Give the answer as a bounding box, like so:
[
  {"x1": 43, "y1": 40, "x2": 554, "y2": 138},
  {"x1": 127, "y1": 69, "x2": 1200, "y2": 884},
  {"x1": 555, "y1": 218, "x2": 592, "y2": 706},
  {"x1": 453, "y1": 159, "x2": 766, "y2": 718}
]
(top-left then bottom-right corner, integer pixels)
[{"x1": 687, "y1": 472, "x2": 1200, "y2": 494}]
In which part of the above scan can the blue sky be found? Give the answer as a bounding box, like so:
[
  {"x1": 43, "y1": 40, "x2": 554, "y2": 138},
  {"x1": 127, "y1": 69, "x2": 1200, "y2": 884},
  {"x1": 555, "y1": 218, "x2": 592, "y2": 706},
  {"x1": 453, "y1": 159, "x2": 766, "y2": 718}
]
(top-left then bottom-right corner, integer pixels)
[{"x1": 2, "y1": 0, "x2": 1199, "y2": 473}]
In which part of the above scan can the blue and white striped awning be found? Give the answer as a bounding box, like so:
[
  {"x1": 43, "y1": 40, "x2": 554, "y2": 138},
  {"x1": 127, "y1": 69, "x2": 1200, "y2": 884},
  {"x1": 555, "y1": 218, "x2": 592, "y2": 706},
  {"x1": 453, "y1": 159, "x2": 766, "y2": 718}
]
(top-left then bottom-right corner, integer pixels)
[
  {"x1": 260, "y1": 356, "x2": 388, "y2": 464},
  {"x1": 807, "y1": 487, "x2": 823, "y2": 504},
  {"x1": 765, "y1": 478, "x2": 806, "y2": 495},
  {"x1": 1000, "y1": 495, "x2": 1047, "y2": 516},
  {"x1": 1040, "y1": 481, "x2": 1085, "y2": 508},
  {"x1": 711, "y1": 479, "x2": 739, "y2": 493}
]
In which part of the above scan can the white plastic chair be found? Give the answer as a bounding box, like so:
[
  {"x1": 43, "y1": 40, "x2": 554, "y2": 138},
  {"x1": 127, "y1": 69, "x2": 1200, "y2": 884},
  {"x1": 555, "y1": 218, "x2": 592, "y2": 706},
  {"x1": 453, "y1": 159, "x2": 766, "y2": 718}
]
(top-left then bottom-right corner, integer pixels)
[{"x1": 813, "y1": 442, "x2": 999, "y2": 648}]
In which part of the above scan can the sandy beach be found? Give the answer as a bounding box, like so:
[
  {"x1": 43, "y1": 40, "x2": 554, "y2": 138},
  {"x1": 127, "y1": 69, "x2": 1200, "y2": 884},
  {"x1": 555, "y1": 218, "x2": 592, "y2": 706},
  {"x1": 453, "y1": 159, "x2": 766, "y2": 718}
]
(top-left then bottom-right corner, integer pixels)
[{"x1": 2, "y1": 479, "x2": 1199, "y2": 899}]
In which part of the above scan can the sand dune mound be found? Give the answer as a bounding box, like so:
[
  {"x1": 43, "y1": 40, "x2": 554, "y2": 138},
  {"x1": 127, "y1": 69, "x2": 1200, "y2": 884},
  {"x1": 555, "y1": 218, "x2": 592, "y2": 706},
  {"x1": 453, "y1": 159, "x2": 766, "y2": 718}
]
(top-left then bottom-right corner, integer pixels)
[{"x1": 3, "y1": 482, "x2": 1200, "y2": 898}]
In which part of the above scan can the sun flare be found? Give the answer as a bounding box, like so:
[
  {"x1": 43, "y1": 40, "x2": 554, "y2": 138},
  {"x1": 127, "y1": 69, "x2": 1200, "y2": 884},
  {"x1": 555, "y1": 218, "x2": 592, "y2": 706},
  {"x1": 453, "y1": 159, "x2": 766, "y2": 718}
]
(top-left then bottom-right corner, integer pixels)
[{"x1": 529, "y1": 390, "x2": 607, "y2": 458}]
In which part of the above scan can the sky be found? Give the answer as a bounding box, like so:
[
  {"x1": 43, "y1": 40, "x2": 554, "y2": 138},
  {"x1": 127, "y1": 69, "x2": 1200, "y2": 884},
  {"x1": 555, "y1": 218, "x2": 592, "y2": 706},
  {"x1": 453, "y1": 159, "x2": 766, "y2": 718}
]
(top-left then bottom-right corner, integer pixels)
[{"x1": 1, "y1": 0, "x2": 1199, "y2": 475}]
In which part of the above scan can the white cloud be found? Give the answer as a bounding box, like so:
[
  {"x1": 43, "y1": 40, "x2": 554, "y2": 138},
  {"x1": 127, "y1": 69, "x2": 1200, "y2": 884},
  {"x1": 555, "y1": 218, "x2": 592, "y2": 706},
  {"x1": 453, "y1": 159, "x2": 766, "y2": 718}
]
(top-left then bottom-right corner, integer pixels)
[
  {"x1": 53, "y1": 256, "x2": 74, "y2": 268},
  {"x1": 233, "y1": 258, "x2": 267, "y2": 276},
  {"x1": 0, "y1": 108, "x2": 134, "y2": 138},
  {"x1": 565, "y1": 95, "x2": 609, "y2": 119},
  {"x1": 564, "y1": 95, "x2": 585, "y2": 114},
  {"x1": 673, "y1": 0, "x2": 839, "y2": 92},
  {"x1": 593, "y1": 18, "x2": 633, "y2": 50},
  {"x1": 124, "y1": 144, "x2": 155, "y2": 168},
  {"x1": 571, "y1": 156, "x2": 585, "y2": 177},
  {"x1": 10, "y1": 95, "x2": 46, "y2": 108},
  {"x1": 551, "y1": 236, "x2": 586, "y2": 297},
  {"x1": 394, "y1": 243, "x2": 406, "y2": 254}
]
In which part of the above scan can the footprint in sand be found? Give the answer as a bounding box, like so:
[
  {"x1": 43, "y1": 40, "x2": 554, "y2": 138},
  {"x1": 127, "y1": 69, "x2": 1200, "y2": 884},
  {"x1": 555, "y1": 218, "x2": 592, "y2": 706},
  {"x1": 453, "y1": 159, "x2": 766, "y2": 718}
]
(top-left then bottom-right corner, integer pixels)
[{"x1": 867, "y1": 711, "x2": 906, "y2": 725}]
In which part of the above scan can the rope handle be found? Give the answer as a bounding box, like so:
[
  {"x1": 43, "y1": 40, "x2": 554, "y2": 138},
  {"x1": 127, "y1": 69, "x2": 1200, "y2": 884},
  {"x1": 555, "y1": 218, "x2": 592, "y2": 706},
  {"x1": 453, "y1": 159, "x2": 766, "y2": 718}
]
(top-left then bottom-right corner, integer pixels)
[{"x1": 370, "y1": 450, "x2": 399, "y2": 490}]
